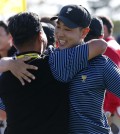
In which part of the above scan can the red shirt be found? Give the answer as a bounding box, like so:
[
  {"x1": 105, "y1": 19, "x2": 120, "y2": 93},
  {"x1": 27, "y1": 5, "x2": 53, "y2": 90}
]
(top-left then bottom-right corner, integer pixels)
[
  {"x1": 104, "y1": 37, "x2": 120, "y2": 114},
  {"x1": 104, "y1": 37, "x2": 120, "y2": 67}
]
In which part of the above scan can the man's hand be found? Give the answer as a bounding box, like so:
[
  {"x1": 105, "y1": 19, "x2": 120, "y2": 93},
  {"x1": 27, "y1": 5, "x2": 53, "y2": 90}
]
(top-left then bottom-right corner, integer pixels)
[{"x1": 0, "y1": 57, "x2": 38, "y2": 85}]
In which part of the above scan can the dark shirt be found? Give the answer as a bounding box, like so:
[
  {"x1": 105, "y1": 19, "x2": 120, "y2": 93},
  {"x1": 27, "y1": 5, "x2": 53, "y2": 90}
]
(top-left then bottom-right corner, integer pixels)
[
  {"x1": 0, "y1": 52, "x2": 69, "y2": 134},
  {"x1": 8, "y1": 46, "x2": 17, "y2": 57}
]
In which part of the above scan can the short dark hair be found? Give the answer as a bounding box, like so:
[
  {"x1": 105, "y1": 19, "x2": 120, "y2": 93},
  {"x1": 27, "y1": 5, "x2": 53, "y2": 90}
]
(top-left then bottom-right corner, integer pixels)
[
  {"x1": 85, "y1": 17, "x2": 104, "y2": 42},
  {"x1": 0, "y1": 21, "x2": 9, "y2": 34},
  {"x1": 8, "y1": 12, "x2": 42, "y2": 47},
  {"x1": 98, "y1": 16, "x2": 114, "y2": 35}
]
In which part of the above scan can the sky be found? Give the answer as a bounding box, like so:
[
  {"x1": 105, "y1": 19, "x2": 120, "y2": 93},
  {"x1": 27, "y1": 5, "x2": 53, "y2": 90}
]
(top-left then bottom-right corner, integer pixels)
[
  {"x1": 28, "y1": 0, "x2": 91, "y2": 17},
  {"x1": 0, "y1": 0, "x2": 120, "y2": 21},
  {"x1": 27, "y1": 0, "x2": 120, "y2": 20}
]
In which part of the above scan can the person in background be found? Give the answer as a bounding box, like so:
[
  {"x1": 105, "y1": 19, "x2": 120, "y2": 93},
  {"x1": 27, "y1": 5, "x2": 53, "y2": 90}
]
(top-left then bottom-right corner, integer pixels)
[
  {"x1": 41, "y1": 22, "x2": 55, "y2": 48},
  {"x1": 99, "y1": 15, "x2": 120, "y2": 66},
  {"x1": 84, "y1": 16, "x2": 104, "y2": 42},
  {"x1": 99, "y1": 15, "x2": 120, "y2": 134},
  {"x1": 0, "y1": 21, "x2": 16, "y2": 58},
  {"x1": 41, "y1": 17, "x2": 58, "y2": 47},
  {"x1": 41, "y1": 16, "x2": 56, "y2": 26},
  {"x1": 0, "y1": 21, "x2": 16, "y2": 134}
]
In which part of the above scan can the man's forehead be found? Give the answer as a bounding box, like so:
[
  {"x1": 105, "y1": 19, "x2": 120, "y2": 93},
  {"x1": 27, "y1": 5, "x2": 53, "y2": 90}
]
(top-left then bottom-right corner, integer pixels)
[
  {"x1": 56, "y1": 19, "x2": 80, "y2": 30},
  {"x1": 0, "y1": 26, "x2": 6, "y2": 31},
  {"x1": 0, "y1": 26, "x2": 7, "y2": 34},
  {"x1": 56, "y1": 19, "x2": 69, "y2": 28}
]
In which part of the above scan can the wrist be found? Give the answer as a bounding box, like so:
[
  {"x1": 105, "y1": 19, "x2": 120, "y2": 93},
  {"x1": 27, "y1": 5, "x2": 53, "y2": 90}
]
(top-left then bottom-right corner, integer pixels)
[{"x1": 1, "y1": 57, "x2": 13, "y2": 72}]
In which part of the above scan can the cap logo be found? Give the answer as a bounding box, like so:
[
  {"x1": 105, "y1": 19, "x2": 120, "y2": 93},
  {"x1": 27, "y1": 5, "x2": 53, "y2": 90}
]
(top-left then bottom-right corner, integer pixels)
[{"x1": 66, "y1": 8, "x2": 73, "y2": 14}]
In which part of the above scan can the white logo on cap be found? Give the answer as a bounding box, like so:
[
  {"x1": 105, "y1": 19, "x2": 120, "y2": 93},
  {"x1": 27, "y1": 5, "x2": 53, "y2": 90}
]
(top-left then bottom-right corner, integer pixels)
[{"x1": 66, "y1": 8, "x2": 72, "y2": 14}]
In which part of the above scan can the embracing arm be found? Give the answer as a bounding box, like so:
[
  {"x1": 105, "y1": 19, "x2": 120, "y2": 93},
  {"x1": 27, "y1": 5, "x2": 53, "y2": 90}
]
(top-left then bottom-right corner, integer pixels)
[
  {"x1": 87, "y1": 39, "x2": 107, "y2": 60},
  {"x1": 49, "y1": 39, "x2": 107, "y2": 82},
  {"x1": 0, "y1": 57, "x2": 38, "y2": 85},
  {"x1": 2, "y1": 39, "x2": 107, "y2": 85}
]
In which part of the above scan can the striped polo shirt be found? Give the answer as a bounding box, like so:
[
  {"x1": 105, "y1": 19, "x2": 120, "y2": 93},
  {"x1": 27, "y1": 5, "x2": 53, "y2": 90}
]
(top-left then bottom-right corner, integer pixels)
[
  {"x1": 49, "y1": 44, "x2": 88, "y2": 83},
  {"x1": 0, "y1": 98, "x2": 5, "y2": 111},
  {"x1": 0, "y1": 75, "x2": 5, "y2": 111},
  {"x1": 49, "y1": 45, "x2": 120, "y2": 134}
]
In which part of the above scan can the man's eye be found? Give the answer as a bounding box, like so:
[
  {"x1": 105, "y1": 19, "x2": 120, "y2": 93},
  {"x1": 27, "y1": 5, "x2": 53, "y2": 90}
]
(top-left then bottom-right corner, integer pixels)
[
  {"x1": 64, "y1": 28, "x2": 71, "y2": 31},
  {"x1": 56, "y1": 25, "x2": 60, "y2": 29}
]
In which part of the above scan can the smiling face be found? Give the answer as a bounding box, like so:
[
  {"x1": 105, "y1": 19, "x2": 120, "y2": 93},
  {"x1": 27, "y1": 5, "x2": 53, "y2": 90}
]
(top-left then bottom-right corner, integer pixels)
[
  {"x1": 0, "y1": 26, "x2": 12, "y2": 58},
  {"x1": 0, "y1": 26, "x2": 11, "y2": 51},
  {"x1": 55, "y1": 20, "x2": 90, "y2": 49}
]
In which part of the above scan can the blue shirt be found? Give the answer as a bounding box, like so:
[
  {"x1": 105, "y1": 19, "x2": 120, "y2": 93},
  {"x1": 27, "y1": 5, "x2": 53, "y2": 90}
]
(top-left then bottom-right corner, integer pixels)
[
  {"x1": 0, "y1": 73, "x2": 5, "y2": 111},
  {"x1": 49, "y1": 46, "x2": 120, "y2": 134},
  {"x1": 49, "y1": 44, "x2": 88, "y2": 82},
  {"x1": 0, "y1": 98, "x2": 5, "y2": 111}
]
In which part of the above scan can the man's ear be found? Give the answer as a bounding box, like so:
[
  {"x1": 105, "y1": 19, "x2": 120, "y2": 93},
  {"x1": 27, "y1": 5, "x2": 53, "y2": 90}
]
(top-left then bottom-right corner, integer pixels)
[
  {"x1": 38, "y1": 31, "x2": 47, "y2": 53},
  {"x1": 38, "y1": 32, "x2": 43, "y2": 42},
  {"x1": 81, "y1": 27, "x2": 90, "y2": 39},
  {"x1": 8, "y1": 33, "x2": 13, "y2": 45},
  {"x1": 39, "y1": 31, "x2": 47, "y2": 45}
]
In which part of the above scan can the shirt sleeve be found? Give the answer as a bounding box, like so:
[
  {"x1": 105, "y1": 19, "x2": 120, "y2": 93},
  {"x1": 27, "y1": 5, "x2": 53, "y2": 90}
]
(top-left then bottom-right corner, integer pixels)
[
  {"x1": 49, "y1": 44, "x2": 89, "y2": 82},
  {"x1": 103, "y1": 58, "x2": 120, "y2": 98}
]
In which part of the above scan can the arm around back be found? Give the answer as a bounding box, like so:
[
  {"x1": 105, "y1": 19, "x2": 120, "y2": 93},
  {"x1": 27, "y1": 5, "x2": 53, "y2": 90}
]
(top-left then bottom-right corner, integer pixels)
[{"x1": 87, "y1": 39, "x2": 107, "y2": 60}]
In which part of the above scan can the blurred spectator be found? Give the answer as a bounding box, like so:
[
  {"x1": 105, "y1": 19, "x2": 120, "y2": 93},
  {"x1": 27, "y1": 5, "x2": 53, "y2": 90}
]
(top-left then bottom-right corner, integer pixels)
[
  {"x1": 0, "y1": 21, "x2": 11, "y2": 134},
  {"x1": 41, "y1": 22, "x2": 55, "y2": 48},
  {"x1": 0, "y1": 21, "x2": 12, "y2": 58},
  {"x1": 98, "y1": 16, "x2": 114, "y2": 41},
  {"x1": 0, "y1": 21, "x2": 17, "y2": 134},
  {"x1": 99, "y1": 16, "x2": 120, "y2": 65},
  {"x1": 41, "y1": 16, "x2": 56, "y2": 26},
  {"x1": 98, "y1": 15, "x2": 120, "y2": 134},
  {"x1": 84, "y1": 16, "x2": 104, "y2": 42}
]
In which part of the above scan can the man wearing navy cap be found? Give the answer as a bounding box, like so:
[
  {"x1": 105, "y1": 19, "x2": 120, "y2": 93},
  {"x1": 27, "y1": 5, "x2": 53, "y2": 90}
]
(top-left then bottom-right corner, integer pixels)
[{"x1": 49, "y1": 5, "x2": 120, "y2": 134}]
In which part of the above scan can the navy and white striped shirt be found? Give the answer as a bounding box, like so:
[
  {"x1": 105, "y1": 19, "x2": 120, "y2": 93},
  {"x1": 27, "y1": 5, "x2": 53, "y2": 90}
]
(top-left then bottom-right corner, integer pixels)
[
  {"x1": 0, "y1": 98, "x2": 5, "y2": 111},
  {"x1": 49, "y1": 44, "x2": 88, "y2": 82},
  {"x1": 0, "y1": 72, "x2": 5, "y2": 111},
  {"x1": 49, "y1": 45, "x2": 120, "y2": 134}
]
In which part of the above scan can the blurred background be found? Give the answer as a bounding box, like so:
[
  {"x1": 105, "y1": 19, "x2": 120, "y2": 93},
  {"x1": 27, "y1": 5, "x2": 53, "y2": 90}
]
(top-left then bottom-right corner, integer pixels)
[{"x1": 0, "y1": 0, "x2": 120, "y2": 37}]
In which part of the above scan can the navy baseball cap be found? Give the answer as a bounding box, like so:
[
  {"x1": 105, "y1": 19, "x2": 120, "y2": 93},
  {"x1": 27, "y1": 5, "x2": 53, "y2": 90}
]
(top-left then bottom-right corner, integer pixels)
[{"x1": 51, "y1": 4, "x2": 91, "y2": 28}]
